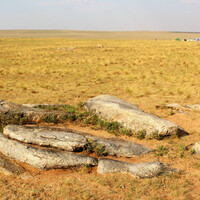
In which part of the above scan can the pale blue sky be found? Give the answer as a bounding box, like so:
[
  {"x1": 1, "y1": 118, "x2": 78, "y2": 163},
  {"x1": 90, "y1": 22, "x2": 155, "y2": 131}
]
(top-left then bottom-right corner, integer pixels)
[{"x1": 0, "y1": 0, "x2": 200, "y2": 31}]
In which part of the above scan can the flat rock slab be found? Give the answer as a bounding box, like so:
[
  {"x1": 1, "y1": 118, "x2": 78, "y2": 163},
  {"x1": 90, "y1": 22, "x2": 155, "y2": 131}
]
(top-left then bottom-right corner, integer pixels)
[
  {"x1": 0, "y1": 100, "x2": 68, "y2": 122},
  {"x1": 0, "y1": 133, "x2": 98, "y2": 170},
  {"x1": 97, "y1": 158, "x2": 174, "y2": 178},
  {"x1": 86, "y1": 135, "x2": 153, "y2": 157},
  {"x1": 0, "y1": 153, "x2": 25, "y2": 175},
  {"x1": 4, "y1": 125, "x2": 88, "y2": 152},
  {"x1": 84, "y1": 95, "x2": 186, "y2": 137},
  {"x1": 3, "y1": 125, "x2": 153, "y2": 157}
]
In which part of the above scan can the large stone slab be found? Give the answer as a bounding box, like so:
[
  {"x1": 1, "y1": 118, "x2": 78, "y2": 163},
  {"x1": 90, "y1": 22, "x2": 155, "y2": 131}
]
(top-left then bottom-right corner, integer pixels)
[
  {"x1": 0, "y1": 153, "x2": 25, "y2": 175},
  {"x1": 3, "y1": 125, "x2": 153, "y2": 157},
  {"x1": 84, "y1": 95, "x2": 186, "y2": 137},
  {"x1": 86, "y1": 135, "x2": 153, "y2": 157},
  {"x1": 0, "y1": 133, "x2": 98, "y2": 170},
  {"x1": 0, "y1": 100, "x2": 68, "y2": 123},
  {"x1": 4, "y1": 125, "x2": 88, "y2": 152},
  {"x1": 97, "y1": 158, "x2": 174, "y2": 178}
]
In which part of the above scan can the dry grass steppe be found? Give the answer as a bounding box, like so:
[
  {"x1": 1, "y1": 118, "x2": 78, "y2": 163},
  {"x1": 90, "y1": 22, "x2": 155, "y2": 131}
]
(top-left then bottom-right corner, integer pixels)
[{"x1": 0, "y1": 31, "x2": 200, "y2": 199}]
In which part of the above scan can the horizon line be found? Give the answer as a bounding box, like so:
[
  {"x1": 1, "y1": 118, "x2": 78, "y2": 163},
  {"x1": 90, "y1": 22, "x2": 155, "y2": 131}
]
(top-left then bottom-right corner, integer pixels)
[{"x1": 0, "y1": 29, "x2": 200, "y2": 34}]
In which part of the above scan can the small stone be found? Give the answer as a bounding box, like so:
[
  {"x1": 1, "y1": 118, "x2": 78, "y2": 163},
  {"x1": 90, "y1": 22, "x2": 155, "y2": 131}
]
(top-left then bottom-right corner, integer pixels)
[{"x1": 192, "y1": 142, "x2": 200, "y2": 155}]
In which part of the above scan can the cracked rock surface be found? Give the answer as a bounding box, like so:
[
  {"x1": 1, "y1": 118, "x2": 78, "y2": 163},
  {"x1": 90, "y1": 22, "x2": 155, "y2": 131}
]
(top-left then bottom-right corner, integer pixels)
[
  {"x1": 4, "y1": 125, "x2": 88, "y2": 152},
  {"x1": 0, "y1": 133, "x2": 98, "y2": 170},
  {"x1": 3, "y1": 125, "x2": 153, "y2": 157}
]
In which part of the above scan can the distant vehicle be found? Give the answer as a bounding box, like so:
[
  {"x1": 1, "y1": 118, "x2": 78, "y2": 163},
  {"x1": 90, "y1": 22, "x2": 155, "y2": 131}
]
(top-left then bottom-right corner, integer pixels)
[{"x1": 174, "y1": 38, "x2": 181, "y2": 41}]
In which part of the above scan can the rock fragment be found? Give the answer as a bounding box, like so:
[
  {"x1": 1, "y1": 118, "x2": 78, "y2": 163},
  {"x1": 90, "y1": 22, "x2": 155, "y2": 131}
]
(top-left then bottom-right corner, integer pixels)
[{"x1": 0, "y1": 153, "x2": 25, "y2": 175}]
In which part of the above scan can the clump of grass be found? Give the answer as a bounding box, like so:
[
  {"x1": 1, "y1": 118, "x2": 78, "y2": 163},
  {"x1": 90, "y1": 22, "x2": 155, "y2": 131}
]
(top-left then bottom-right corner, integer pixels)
[
  {"x1": 193, "y1": 162, "x2": 200, "y2": 168},
  {"x1": 41, "y1": 115, "x2": 60, "y2": 124},
  {"x1": 154, "y1": 146, "x2": 168, "y2": 157},
  {"x1": 0, "y1": 103, "x2": 150, "y2": 140},
  {"x1": 37, "y1": 104, "x2": 127, "y2": 135},
  {"x1": 120, "y1": 128, "x2": 133, "y2": 136},
  {"x1": 179, "y1": 144, "x2": 187, "y2": 158},
  {"x1": 190, "y1": 149, "x2": 195, "y2": 155},
  {"x1": 85, "y1": 139, "x2": 107, "y2": 156},
  {"x1": 169, "y1": 110, "x2": 175, "y2": 115},
  {"x1": 81, "y1": 164, "x2": 93, "y2": 173},
  {"x1": 150, "y1": 131, "x2": 164, "y2": 141},
  {"x1": 0, "y1": 112, "x2": 31, "y2": 132},
  {"x1": 133, "y1": 130, "x2": 146, "y2": 140}
]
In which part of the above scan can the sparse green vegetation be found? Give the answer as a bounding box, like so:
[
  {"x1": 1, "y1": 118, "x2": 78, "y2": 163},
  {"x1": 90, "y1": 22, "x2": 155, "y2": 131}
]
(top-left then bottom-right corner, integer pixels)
[
  {"x1": 149, "y1": 131, "x2": 164, "y2": 141},
  {"x1": 0, "y1": 112, "x2": 30, "y2": 132},
  {"x1": 84, "y1": 139, "x2": 107, "y2": 156},
  {"x1": 154, "y1": 146, "x2": 168, "y2": 157},
  {"x1": 133, "y1": 130, "x2": 146, "y2": 140}
]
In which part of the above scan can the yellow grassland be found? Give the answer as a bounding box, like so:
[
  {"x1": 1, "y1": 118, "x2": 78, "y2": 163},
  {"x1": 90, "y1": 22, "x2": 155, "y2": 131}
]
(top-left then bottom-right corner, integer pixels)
[
  {"x1": 0, "y1": 38, "x2": 200, "y2": 107},
  {"x1": 0, "y1": 35, "x2": 200, "y2": 200}
]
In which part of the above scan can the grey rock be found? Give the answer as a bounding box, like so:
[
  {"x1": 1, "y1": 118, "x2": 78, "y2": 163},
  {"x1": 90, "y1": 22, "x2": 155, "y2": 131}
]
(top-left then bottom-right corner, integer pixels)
[
  {"x1": 158, "y1": 103, "x2": 200, "y2": 112},
  {"x1": 192, "y1": 142, "x2": 200, "y2": 155},
  {"x1": 0, "y1": 100, "x2": 68, "y2": 122},
  {"x1": 4, "y1": 125, "x2": 88, "y2": 152},
  {"x1": 0, "y1": 133, "x2": 98, "y2": 170},
  {"x1": 86, "y1": 135, "x2": 153, "y2": 157},
  {"x1": 4, "y1": 125, "x2": 153, "y2": 157},
  {"x1": 97, "y1": 158, "x2": 172, "y2": 178},
  {"x1": 84, "y1": 95, "x2": 186, "y2": 137},
  {"x1": 0, "y1": 153, "x2": 25, "y2": 175}
]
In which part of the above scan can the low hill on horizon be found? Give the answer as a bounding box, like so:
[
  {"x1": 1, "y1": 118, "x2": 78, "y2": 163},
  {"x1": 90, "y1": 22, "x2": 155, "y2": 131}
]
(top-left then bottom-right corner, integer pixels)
[{"x1": 0, "y1": 30, "x2": 200, "y2": 40}]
